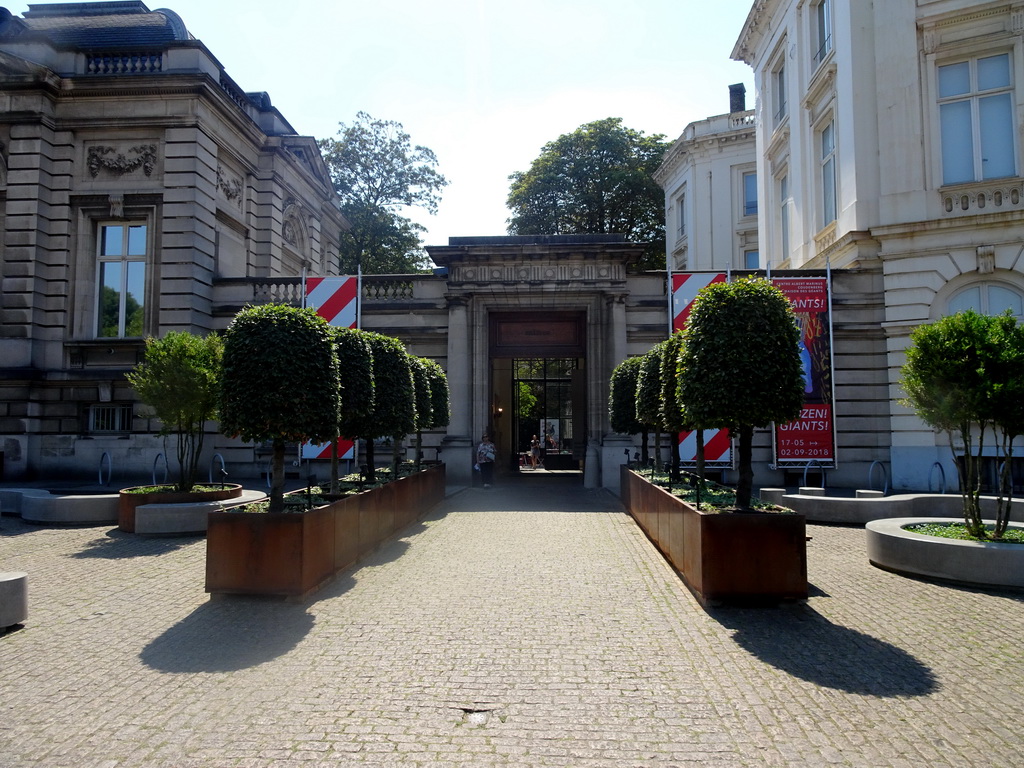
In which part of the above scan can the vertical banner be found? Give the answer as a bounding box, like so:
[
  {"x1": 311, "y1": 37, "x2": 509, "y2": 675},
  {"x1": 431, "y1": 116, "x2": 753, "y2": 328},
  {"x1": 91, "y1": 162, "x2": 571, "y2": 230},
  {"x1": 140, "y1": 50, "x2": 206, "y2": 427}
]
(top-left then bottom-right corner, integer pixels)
[
  {"x1": 303, "y1": 276, "x2": 359, "y2": 460},
  {"x1": 672, "y1": 273, "x2": 733, "y2": 468},
  {"x1": 772, "y1": 277, "x2": 836, "y2": 465}
]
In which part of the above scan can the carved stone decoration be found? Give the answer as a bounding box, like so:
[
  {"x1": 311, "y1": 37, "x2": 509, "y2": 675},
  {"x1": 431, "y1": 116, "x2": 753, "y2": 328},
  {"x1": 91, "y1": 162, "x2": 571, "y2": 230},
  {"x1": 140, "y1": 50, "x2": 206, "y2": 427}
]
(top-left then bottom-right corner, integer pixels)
[
  {"x1": 282, "y1": 218, "x2": 297, "y2": 246},
  {"x1": 108, "y1": 193, "x2": 123, "y2": 218},
  {"x1": 88, "y1": 144, "x2": 157, "y2": 178},
  {"x1": 977, "y1": 245, "x2": 996, "y2": 275},
  {"x1": 216, "y1": 166, "x2": 243, "y2": 206}
]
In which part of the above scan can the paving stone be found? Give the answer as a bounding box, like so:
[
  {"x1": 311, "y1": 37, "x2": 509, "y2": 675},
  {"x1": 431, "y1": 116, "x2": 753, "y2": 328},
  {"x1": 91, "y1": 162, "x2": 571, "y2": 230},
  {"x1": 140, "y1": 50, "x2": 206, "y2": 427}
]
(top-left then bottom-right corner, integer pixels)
[{"x1": 1, "y1": 476, "x2": 1022, "y2": 766}]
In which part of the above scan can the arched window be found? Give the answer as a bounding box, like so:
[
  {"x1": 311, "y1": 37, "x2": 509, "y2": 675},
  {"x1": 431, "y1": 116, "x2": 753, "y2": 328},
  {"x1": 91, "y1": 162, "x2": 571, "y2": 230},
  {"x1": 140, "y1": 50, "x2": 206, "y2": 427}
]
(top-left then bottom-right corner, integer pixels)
[{"x1": 947, "y1": 281, "x2": 1024, "y2": 319}]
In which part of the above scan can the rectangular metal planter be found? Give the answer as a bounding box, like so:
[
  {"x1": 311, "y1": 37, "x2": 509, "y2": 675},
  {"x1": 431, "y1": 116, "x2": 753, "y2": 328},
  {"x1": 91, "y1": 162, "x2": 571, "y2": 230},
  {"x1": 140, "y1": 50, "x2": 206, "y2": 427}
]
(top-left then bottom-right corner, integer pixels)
[
  {"x1": 206, "y1": 464, "x2": 445, "y2": 599},
  {"x1": 620, "y1": 466, "x2": 807, "y2": 606}
]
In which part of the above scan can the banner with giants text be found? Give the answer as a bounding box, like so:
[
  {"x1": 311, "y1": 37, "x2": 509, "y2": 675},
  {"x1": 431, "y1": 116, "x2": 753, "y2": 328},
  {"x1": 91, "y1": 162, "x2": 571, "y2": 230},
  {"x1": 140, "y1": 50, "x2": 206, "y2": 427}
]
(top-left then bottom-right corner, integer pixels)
[
  {"x1": 772, "y1": 277, "x2": 836, "y2": 466},
  {"x1": 671, "y1": 272, "x2": 733, "y2": 468},
  {"x1": 303, "y1": 275, "x2": 359, "y2": 460}
]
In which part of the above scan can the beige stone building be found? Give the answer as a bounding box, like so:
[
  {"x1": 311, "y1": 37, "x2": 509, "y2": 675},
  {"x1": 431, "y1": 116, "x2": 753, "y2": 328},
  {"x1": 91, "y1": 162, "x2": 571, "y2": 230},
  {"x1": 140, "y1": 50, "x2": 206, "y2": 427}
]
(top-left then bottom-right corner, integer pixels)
[{"x1": 0, "y1": 1, "x2": 345, "y2": 481}]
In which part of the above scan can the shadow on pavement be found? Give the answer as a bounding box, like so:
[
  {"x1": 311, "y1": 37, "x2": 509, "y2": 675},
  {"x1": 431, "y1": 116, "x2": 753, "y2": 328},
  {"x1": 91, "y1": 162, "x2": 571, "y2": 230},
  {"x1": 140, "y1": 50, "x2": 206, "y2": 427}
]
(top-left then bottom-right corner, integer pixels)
[
  {"x1": 710, "y1": 603, "x2": 938, "y2": 697},
  {"x1": 139, "y1": 580, "x2": 353, "y2": 672},
  {"x1": 69, "y1": 528, "x2": 198, "y2": 559}
]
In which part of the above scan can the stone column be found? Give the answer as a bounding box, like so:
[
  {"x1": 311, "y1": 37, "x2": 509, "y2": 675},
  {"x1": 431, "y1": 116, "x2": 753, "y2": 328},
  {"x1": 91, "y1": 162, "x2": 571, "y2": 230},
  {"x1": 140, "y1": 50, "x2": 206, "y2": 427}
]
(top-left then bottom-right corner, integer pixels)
[
  {"x1": 590, "y1": 292, "x2": 629, "y2": 490},
  {"x1": 442, "y1": 294, "x2": 474, "y2": 487}
]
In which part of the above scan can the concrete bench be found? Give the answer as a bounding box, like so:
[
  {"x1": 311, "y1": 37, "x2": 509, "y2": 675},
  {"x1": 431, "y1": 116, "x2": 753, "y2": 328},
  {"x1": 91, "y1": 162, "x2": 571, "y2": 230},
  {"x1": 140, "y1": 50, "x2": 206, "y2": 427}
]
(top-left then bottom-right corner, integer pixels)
[
  {"x1": 21, "y1": 493, "x2": 119, "y2": 525},
  {"x1": 0, "y1": 572, "x2": 28, "y2": 629},
  {"x1": 0, "y1": 488, "x2": 52, "y2": 516},
  {"x1": 135, "y1": 489, "x2": 267, "y2": 535}
]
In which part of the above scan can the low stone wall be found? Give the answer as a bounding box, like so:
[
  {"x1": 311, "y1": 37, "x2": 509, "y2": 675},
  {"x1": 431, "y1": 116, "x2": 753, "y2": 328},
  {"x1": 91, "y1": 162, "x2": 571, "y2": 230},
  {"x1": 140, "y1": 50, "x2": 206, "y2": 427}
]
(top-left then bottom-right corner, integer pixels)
[
  {"x1": 758, "y1": 489, "x2": 1024, "y2": 525},
  {"x1": 21, "y1": 493, "x2": 118, "y2": 525},
  {"x1": 134, "y1": 489, "x2": 268, "y2": 535},
  {"x1": 866, "y1": 518, "x2": 1024, "y2": 589}
]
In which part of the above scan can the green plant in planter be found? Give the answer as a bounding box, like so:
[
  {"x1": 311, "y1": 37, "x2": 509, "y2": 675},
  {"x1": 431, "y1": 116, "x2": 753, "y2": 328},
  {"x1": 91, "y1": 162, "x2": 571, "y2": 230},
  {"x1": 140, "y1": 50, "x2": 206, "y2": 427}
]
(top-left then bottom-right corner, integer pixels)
[
  {"x1": 219, "y1": 304, "x2": 340, "y2": 513},
  {"x1": 331, "y1": 327, "x2": 375, "y2": 494},
  {"x1": 410, "y1": 357, "x2": 449, "y2": 468},
  {"x1": 678, "y1": 278, "x2": 804, "y2": 509},
  {"x1": 901, "y1": 310, "x2": 1024, "y2": 540},
  {"x1": 126, "y1": 331, "x2": 223, "y2": 493},
  {"x1": 609, "y1": 355, "x2": 648, "y2": 464},
  {"x1": 636, "y1": 341, "x2": 668, "y2": 470},
  {"x1": 342, "y1": 331, "x2": 416, "y2": 482}
]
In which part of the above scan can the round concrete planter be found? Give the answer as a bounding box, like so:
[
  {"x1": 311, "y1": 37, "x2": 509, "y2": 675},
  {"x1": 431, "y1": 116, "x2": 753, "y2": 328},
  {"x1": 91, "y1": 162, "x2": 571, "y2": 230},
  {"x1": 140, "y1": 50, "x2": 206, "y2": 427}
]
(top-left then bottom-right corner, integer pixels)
[
  {"x1": 866, "y1": 517, "x2": 1024, "y2": 589},
  {"x1": 118, "y1": 484, "x2": 243, "y2": 533}
]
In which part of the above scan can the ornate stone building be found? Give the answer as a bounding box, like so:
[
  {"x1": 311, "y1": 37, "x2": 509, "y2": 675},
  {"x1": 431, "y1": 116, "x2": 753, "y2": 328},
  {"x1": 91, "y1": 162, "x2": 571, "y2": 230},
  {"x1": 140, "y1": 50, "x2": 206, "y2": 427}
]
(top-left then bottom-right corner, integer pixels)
[{"x1": 0, "y1": 2, "x2": 345, "y2": 480}]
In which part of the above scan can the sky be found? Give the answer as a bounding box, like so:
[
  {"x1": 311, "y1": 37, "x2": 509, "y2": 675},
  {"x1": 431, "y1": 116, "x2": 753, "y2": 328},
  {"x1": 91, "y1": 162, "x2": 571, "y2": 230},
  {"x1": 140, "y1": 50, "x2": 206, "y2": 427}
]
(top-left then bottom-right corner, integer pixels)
[{"x1": 8, "y1": 0, "x2": 758, "y2": 247}]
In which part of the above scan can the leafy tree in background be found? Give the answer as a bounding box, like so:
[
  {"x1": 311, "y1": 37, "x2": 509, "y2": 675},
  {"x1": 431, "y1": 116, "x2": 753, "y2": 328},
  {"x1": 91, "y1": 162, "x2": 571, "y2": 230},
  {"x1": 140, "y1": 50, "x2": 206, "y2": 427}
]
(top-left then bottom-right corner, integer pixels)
[
  {"x1": 219, "y1": 305, "x2": 339, "y2": 512},
  {"x1": 506, "y1": 117, "x2": 669, "y2": 270},
  {"x1": 319, "y1": 112, "x2": 448, "y2": 274},
  {"x1": 901, "y1": 310, "x2": 1024, "y2": 539},
  {"x1": 678, "y1": 279, "x2": 804, "y2": 509},
  {"x1": 127, "y1": 331, "x2": 222, "y2": 493}
]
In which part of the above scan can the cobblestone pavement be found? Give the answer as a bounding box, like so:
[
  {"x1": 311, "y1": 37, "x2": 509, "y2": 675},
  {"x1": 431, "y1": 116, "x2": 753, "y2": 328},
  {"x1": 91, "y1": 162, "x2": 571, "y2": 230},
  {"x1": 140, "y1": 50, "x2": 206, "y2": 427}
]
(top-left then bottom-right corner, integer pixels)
[{"x1": 1, "y1": 475, "x2": 1022, "y2": 767}]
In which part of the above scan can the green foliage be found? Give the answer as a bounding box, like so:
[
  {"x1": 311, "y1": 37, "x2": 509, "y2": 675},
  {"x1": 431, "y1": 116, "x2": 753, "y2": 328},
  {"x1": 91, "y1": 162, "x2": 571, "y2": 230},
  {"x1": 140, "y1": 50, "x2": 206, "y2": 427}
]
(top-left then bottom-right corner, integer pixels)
[
  {"x1": 636, "y1": 343, "x2": 666, "y2": 428},
  {"x1": 517, "y1": 381, "x2": 539, "y2": 420},
  {"x1": 423, "y1": 358, "x2": 450, "y2": 429},
  {"x1": 660, "y1": 331, "x2": 687, "y2": 432},
  {"x1": 679, "y1": 278, "x2": 804, "y2": 508},
  {"x1": 333, "y1": 327, "x2": 375, "y2": 439},
  {"x1": 318, "y1": 112, "x2": 448, "y2": 274},
  {"x1": 219, "y1": 304, "x2": 340, "y2": 511},
  {"x1": 126, "y1": 331, "x2": 222, "y2": 492},
  {"x1": 609, "y1": 356, "x2": 644, "y2": 435},
  {"x1": 506, "y1": 117, "x2": 669, "y2": 270},
  {"x1": 901, "y1": 310, "x2": 1024, "y2": 539},
  {"x1": 409, "y1": 356, "x2": 434, "y2": 431},
  {"x1": 360, "y1": 332, "x2": 417, "y2": 439}
]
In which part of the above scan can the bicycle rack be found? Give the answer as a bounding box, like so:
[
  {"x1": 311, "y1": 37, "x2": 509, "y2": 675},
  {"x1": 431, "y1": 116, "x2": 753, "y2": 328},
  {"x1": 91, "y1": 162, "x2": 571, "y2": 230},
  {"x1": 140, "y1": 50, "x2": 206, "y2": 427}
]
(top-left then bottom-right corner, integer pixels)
[
  {"x1": 209, "y1": 453, "x2": 227, "y2": 486},
  {"x1": 152, "y1": 453, "x2": 169, "y2": 486},
  {"x1": 98, "y1": 451, "x2": 112, "y2": 487},
  {"x1": 928, "y1": 461, "x2": 947, "y2": 494},
  {"x1": 867, "y1": 460, "x2": 889, "y2": 495},
  {"x1": 802, "y1": 459, "x2": 826, "y2": 489}
]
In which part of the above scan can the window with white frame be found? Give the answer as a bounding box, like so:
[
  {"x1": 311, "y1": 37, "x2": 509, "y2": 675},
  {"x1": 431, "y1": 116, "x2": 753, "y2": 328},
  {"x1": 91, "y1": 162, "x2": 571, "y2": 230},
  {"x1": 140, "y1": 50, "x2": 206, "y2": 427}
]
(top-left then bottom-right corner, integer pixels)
[
  {"x1": 744, "y1": 249, "x2": 760, "y2": 270},
  {"x1": 772, "y1": 60, "x2": 788, "y2": 126},
  {"x1": 97, "y1": 223, "x2": 147, "y2": 338},
  {"x1": 742, "y1": 171, "x2": 758, "y2": 216},
  {"x1": 819, "y1": 120, "x2": 837, "y2": 228},
  {"x1": 676, "y1": 189, "x2": 686, "y2": 238},
  {"x1": 813, "y1": 0, "x2": 832, "y2": 68},
  {"x1": 948, "y1": 282, "x2": 1024, "y2": 319},
  {"x1": 938, "y1": 53, "x2": 1016, "y2": 185}
]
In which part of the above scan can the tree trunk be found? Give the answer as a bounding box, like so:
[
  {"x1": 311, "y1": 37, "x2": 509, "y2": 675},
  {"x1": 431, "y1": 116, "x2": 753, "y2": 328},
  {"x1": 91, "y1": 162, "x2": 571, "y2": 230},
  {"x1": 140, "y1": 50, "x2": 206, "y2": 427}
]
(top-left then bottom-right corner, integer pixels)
[
  {"x1": 736, "y1": 425, "x2": 754, "y2": 509},
  {"x1": 329, "y1": 438, "x2": 339, "y2": 495},
  {"x1": 640, "y1": 430, "x2": 649, "y2": 465},
  {"x1": 695, "y1": 428, "x2": 706, "y2": 482},
  {"x1": 364, "y1": 438, "x2": 376, "y2": 482},
  {"x1": 269, "y1": 437, "x2": 286, "y2": 513}
]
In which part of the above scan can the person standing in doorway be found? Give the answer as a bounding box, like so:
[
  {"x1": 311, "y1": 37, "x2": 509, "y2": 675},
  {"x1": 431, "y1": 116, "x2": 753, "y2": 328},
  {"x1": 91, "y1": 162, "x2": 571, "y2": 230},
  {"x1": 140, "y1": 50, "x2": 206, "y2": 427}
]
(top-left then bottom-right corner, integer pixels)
[
  {"x1": 476, "y1": 434, "x2": 496, "y2": 487},
  {"x1": 529, "y1": 434, "x2": 542, "y2": 469}
]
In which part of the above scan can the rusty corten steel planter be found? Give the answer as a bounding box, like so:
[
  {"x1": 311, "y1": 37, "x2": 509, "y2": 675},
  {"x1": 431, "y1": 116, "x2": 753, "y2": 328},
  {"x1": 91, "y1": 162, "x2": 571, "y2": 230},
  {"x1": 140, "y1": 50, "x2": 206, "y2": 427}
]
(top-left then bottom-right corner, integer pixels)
[
  {"x1": 118, "y1": 484, "x2": 243, "y2": 533},
  {"x1": 620, "y1": 466, "x2": 807, "y2": 606},
  {"x1": 206, "y1": 464, "x2": 444, "y2": 599}
]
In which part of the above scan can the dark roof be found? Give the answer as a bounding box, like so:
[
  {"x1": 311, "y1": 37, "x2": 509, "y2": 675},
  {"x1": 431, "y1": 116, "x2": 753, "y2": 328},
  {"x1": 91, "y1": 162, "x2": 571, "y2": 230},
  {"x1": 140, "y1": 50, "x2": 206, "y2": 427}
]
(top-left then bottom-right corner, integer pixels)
[
  {"x1": 0, "y1": 2, "x2": 191, "y2": 48},
  {"x1": 447, "y1": 235, "x2": 628, "y2": 247}
]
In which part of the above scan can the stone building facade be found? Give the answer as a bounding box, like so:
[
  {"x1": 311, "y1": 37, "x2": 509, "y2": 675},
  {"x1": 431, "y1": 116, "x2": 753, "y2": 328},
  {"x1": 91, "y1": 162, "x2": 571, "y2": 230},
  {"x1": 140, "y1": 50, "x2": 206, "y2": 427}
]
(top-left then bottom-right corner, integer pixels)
[{"x1": 0, "y1": 2, "x2": 345, "y2": 480}]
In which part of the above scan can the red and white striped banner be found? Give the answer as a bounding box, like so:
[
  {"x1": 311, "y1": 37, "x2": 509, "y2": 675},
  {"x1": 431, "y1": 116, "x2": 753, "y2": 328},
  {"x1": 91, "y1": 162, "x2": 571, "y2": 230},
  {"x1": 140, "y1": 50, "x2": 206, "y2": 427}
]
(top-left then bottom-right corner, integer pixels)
[
  {"x1": 305, "y1": 276, "x2": 358, "y2": 328},
  {"x1": 672, "y1": 272, "x2": 732, "y2": 466},
  {"x1": 302, "y1": 438, "x2": 355, "y2": 461},
  {"x1": 671, "y1": 272, "x2": 726, "y2": 332}
]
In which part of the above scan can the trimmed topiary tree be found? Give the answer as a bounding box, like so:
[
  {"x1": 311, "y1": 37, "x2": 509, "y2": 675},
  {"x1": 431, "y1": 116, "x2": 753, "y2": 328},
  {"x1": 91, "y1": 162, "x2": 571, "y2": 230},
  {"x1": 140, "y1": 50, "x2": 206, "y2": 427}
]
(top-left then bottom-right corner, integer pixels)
[
  {"x1": 679, "y1": 278, "x2": 804, "y2": 509},
  {"x1": 127, "y1": 331, "x2": 223, "y2": 493},
  {"x1": 219, "y1": 304, "x2": 340, "y2": 512},
  {"x1": 901, "y1": 309, "x2": 1024, "y2": 539},
  {"x1": 609, "y1": 355, "x2": 648, "y2": 464},
  {"x1": 343, "y1": 331, "x2": 416, "y2": 481},
  {"x1": 636, "y1": 341, "x2": 667, "y2": 470},
  {"x1": 331, "y1": 327, "x2": 375, "y2": 493}
]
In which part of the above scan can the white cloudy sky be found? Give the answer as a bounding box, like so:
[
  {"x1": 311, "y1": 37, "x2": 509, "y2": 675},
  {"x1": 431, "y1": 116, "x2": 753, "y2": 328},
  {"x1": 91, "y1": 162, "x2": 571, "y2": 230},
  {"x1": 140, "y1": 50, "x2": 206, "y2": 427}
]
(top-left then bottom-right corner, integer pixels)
[{"x1": 8, "y1": 0, "x2": 757, "y2": 245}]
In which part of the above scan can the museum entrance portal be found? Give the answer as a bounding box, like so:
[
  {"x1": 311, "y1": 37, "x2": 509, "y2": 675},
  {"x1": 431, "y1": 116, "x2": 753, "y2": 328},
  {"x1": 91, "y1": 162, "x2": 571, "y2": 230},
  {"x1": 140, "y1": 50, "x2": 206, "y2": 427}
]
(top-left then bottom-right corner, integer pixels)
[{"x1": 488, "y1": 312, "x2": 586, "y2": 474}]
